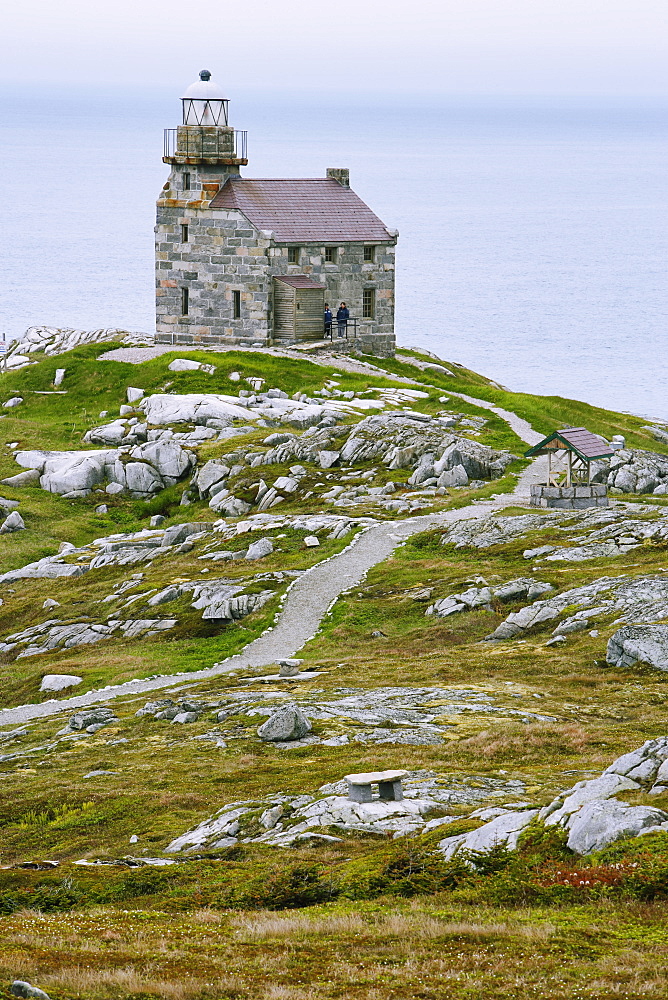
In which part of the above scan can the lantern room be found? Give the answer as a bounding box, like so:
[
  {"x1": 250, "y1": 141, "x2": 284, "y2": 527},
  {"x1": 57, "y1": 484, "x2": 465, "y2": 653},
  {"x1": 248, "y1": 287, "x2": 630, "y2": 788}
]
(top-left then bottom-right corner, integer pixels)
[{"x1": 181, "y1": 70, "x2": 229, "y2": 126}]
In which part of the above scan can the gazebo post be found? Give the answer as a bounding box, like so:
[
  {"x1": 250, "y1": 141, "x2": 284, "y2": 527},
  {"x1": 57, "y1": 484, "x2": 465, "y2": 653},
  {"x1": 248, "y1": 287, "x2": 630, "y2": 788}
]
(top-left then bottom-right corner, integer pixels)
[{"x1": 566, "y1": 451, "x2": 572, "y2": 487}]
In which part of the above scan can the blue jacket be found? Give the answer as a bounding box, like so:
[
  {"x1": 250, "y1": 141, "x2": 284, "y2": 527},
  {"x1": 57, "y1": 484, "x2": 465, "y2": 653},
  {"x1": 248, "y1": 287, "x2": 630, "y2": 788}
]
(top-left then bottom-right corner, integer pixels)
[
  {"x1": 336, "y1": 307, "x2": 349, "y2": 322},
  {"x1": 324, "y1": 309, "x2": 333, "y2": 325}
]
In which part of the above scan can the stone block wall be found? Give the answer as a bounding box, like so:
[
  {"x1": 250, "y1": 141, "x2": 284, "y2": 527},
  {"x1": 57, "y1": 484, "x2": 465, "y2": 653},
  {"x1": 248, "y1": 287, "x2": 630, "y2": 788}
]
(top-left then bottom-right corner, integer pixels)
[
  {"x1": 530, "y1": 484, "x2": 609, "y2": 510},
  {"x1": 155, "y1": 163, "x2": 396, "y2": 355}
]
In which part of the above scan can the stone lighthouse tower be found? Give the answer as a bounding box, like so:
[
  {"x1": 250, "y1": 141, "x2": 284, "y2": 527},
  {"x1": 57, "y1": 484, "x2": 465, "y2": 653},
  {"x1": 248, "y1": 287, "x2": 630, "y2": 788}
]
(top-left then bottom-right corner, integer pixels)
[
  {"x1": 156, "y1": 72, "x2": 397, "y2": 354},
  {"x1": 155, "y1": 70, "x2": 249, "y2": 341}
]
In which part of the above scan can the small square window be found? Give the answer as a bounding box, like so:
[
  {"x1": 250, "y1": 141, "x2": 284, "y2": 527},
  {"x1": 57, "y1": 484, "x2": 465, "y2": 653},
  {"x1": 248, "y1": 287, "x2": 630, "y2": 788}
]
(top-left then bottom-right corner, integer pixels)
[
  {"x1": 182, "y1": 172, "x2": 191, "y2": 191},
  {"x1": 363, "y1": 245, "x2": 375, "y2": 262},
  {"x1": 362, "y1": 288, "x2": 375, "y2": 319},
  {"x1": 233, "y1": 290, "x2": 241, "y2": 319},
  {"x1": 288, "y1": 246, "x2": 300, "y2": 264},
  {"x1": 181, "y1": 224, "x2": 189, "y2": 243},
  {"x1": 181, "y1": 287, "x2": 189, "y2": 316},
  {"x1": 325, "y1": 246, "x2": 337, "y2": 263}
]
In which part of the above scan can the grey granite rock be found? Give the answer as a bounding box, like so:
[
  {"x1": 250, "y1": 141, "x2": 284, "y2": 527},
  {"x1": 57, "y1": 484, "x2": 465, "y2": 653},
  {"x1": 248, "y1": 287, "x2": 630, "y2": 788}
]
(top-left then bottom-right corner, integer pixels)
[
  {"x1": 0, "y1": 511, "x2": 25, "y2": 533},
  {"x1": 606, "y1": 624, "x2": 668, "y2": 671},
  {"x1": 10, "y1": 981, "x2": 50, "y2": 999},
  {"x1": 257, "y1": 703, "x2": 312, "y2": 742}
]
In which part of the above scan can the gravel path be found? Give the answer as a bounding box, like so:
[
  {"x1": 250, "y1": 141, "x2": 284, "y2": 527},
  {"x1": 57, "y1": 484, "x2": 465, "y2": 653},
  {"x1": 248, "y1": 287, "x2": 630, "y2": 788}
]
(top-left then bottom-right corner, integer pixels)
[{"x1": 0, "y1": 406, "x2": 544, "y2": 728}]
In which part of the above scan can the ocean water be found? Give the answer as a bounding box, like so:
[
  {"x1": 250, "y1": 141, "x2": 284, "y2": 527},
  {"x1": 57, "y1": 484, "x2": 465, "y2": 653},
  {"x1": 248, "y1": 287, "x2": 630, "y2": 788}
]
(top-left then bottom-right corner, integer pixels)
[{"x1": 1, "y1": 88, "x2": 666, "y2": 418}]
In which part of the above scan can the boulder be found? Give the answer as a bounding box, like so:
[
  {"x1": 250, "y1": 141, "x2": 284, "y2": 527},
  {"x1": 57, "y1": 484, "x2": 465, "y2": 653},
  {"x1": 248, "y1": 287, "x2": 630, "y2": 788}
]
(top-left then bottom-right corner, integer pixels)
[
  {"x1": 13, "y1": 449, "x2": 117, "y2": 495},
  {"x1": 0, "y1": 511, "x2": 25, "y2": 533},
  {"x1": 168, "y1": 358, "x2": 214, "y2": 373},
  {"x1": 84, "y1": 420, "x2": 128, "y2": 446},
  {"x1": 3, "y1": 397, "x2": 23, "y2": 408},
  {"x1": 127, "y1": 386, "x2": 144, "y2": 403},
  {"x1": 10, "y1": 982, "x2": 50, "y2": 1000},
  {"x1": 130, "y1": 440, "x2": 192, "y2": 482},
  {"x1": 62, "y1": 707, "x2": 118, "y2": 733},
  {"x1": 566, "y1": 800, "x2": 668, "y2": 854},
  {"x1": 54, "y1": 368, "x2": 65, "y2": 386},
  {"x1": 1, "y1": 469, "x2": 40, "y2": 487},
  {"x1": 439, "y1": 809, "x2": 539, "y2": 860},
  {"x1": 140, "y1": 393, "x2": 250, "y2": 425},
  {"x1": 171, "y1": 711, "x2": 199, "y2": 724},
  {"x1": 123, "y1": 462, "x2": 164, "y2": 495},
  {"x1": 40, "y1": 674, "x2": 83, "y2": 692},
  {"x1": 213, "y1": 496, "x2": 251, "y2": 517},
  {"x1": 194, "y1": 459, "x2": 230, "y2": 497},
  {"x1": 606, "y1": 624, "x2": 668, "y2": 671},
  {"x1": 274, "y1": 476, "x2": 299, "y2": 493},
  {"x1": 319, "y1": 450, "x2": 340, "y2": 469},
  {"x1": 257, "y1": 703, "x2": 312, "y2": 742},
  {"x1": 245, "y1": 537, "x2": 274, "y2": 560},
  {"x1": 437, "y1": 464, "x2": 469, "y2": 487},
  {"x1": 161, "y1": 521, "x2": 212, "y2": 547}
]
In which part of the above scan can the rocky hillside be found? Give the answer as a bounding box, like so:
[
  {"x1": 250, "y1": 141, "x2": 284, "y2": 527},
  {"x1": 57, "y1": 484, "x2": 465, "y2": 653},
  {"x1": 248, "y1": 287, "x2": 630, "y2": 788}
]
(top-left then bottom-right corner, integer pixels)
[{"x1": 2, "y1": 338, "x2": 668, "y2": 1000}]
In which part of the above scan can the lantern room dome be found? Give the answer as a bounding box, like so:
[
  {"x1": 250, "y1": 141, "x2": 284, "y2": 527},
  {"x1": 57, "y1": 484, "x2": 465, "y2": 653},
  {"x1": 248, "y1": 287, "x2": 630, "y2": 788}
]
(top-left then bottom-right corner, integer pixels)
[
  {"x1": 181, "y1": 70, "x2": 229, "y2": 127},
  {"x1": 182, "y1": 70, "x2": 227, "y2": 102}
]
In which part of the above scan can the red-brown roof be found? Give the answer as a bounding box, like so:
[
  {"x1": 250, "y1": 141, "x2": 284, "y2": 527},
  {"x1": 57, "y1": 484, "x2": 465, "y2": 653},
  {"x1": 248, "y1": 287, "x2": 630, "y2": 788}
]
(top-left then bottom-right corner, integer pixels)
[
  {"x1": 525, "y1": 427, "x2": 614, "y2": 461},
  {"x1": 210, "y1": 178, "x2": 393, "y2": 242},
  {"x1": 274, "y1": 275, "x2": 326, "y2": 289}
]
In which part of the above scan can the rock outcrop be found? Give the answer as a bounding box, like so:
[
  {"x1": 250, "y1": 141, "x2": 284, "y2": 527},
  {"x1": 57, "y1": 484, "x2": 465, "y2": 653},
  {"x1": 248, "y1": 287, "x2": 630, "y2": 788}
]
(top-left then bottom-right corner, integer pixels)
[
  {"x1": 606, "y1": 624, "x2": 668, "y2": 671},
  {"x1": 439, "y1": 738, "x2": 668, "y2": 860},
  {"x1": 485, "y1": 574, "x2": 668, "y2": 642}
]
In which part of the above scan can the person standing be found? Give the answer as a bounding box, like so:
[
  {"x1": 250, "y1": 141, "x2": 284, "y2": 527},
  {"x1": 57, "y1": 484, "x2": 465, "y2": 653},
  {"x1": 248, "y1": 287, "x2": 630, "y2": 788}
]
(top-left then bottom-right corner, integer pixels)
[
  {"x1": 336, "y1": 301, "x2": 349, "y2": 338},
  {"x1": 324, "y1": 303, "x2": 333, "y2": 338}
]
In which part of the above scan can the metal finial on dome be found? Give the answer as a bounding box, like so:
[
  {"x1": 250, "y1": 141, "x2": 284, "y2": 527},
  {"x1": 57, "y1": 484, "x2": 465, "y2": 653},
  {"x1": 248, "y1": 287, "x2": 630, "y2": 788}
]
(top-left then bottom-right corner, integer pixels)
[{"x1": 199, "y1": 70, "x2": 211, "y2": 81}]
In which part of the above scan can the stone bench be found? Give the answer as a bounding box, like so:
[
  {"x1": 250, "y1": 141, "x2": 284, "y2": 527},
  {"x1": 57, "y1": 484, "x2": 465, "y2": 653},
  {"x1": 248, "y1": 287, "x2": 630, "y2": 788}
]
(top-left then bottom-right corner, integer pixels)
[{"x1": 345, "y1": 769, "x2": 407, "y2": 803}]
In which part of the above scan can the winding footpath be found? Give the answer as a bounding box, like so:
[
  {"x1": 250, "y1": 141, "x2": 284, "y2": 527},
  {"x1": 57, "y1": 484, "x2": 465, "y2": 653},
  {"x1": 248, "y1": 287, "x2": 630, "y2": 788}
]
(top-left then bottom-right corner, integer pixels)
[{"x1": 0, "y1": 398, "x2": 545, "y2": 728}]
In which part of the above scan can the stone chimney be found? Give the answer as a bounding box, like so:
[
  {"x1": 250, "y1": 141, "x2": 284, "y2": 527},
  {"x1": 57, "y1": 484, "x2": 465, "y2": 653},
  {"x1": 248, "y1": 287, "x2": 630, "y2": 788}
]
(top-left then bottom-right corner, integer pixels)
[{"x1": 326, "y1": 167, "x2": 350, "y2": 188}]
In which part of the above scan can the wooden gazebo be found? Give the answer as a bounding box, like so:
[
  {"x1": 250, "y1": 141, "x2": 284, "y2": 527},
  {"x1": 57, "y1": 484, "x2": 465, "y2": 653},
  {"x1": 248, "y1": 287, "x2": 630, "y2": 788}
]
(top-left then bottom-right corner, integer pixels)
[{"x1": 525, "y1": 427, "x2": 614, "y2": 487}]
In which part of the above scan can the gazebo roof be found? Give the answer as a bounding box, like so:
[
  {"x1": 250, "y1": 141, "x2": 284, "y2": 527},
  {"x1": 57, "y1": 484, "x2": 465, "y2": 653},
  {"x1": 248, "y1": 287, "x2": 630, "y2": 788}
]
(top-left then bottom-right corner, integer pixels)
[{"x1": 524, "y1": 427, "x2": 614, "y2": 463}]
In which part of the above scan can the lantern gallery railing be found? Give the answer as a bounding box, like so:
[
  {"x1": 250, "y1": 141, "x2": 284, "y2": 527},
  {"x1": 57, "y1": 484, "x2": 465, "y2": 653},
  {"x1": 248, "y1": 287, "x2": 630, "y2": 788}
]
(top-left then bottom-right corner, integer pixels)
[{"x1": 163, "y1": 128, "x2": 248, "y2": 163}]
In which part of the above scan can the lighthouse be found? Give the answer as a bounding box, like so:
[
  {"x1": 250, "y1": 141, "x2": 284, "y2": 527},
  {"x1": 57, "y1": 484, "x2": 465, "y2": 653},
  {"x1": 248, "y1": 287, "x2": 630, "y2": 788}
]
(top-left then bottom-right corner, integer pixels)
[{"x1": 155, "y1": 72, "x2": 397, "y2": 355}]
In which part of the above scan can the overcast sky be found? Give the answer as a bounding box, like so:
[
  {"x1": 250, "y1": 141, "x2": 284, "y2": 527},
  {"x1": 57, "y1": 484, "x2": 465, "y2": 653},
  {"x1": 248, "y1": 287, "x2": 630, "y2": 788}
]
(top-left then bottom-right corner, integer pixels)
[{"x1": 3, "y1": 0, "x2": 667, "y2": 100}]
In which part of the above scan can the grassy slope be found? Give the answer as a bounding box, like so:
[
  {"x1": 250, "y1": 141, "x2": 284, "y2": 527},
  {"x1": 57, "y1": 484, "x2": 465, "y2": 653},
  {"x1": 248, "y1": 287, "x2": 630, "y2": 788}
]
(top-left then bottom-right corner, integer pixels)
[{"x1": 2, "y1": 346, "x2": 668, "y2": 998}]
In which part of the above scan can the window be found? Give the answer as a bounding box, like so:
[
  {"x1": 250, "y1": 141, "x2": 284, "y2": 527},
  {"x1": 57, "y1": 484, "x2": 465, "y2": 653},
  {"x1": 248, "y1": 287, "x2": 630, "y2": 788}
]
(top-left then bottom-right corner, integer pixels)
[
  {"x1": 288, "y1": 246, "x2": 300, "y2": 264},
  {"x1": 325, "y1": 246, "x2": 337, "y2": 263},
  {"x1": 182, "y1": 172, "x2": 191, "y2": 191},
  {"x1": 362, "y1": 288, "x2": 376, "y2": 319},
  {"x1": 232, "y1": 290, "x2": 241, "y2": 319},
  {"x1": 363, "y1": 245, "x2": 375, "y2": 263},
  {"x1": 181, "y1": 224, "x2": 189, "y2": 243},
  {"x1": 181, "y1": 287, "x2": 189, "y2": 316}
]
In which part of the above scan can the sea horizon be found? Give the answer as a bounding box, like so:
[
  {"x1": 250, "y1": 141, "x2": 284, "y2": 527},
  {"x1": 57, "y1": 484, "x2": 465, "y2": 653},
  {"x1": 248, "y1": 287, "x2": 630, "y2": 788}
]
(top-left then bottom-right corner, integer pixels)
[{"x1": 1, "y1": 87, "x2": 666, "y2": 419}]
